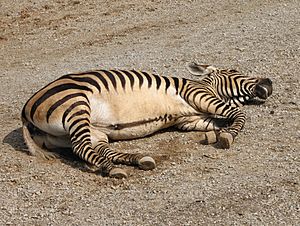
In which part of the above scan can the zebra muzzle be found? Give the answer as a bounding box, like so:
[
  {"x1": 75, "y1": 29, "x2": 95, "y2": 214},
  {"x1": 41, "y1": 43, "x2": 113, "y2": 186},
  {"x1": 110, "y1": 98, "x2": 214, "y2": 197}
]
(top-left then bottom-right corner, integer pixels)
[{"x1": 255, "y1": 78, "x2": 273, "y2": 100}]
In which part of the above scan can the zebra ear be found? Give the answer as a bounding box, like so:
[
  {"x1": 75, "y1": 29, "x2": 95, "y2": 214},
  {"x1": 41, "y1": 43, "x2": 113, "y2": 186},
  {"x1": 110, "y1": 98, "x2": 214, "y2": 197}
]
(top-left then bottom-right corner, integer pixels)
[{"x1": 186, "y1": 62, "x2": 215, "y2": 76}]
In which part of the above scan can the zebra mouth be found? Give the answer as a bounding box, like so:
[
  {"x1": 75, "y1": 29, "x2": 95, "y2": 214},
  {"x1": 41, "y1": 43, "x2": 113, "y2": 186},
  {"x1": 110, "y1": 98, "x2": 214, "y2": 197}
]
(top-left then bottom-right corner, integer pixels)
[{"x1": 255, "y1": 78, "x2": 273, "y2": 100}]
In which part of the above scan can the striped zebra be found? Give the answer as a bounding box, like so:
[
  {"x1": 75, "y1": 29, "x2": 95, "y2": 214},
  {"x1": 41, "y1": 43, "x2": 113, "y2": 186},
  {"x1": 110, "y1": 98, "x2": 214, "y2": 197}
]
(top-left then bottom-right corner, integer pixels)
[{"x1": 21, "y1": 62, "x2": 272, "y2": 178}]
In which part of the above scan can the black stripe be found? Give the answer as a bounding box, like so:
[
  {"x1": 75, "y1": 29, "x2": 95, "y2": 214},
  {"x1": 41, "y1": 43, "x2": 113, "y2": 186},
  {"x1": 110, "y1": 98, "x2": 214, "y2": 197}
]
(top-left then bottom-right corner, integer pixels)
[
  {"x1": 46, "y1": 93, "x2": 87, "y2": 123},
  {"x1": 205, "y1": 96, "x2": 218, "y2": 111},
  {"x1": 22, "y1": 76, "x2": 65, "y2": 121},
  {"x1": 154, "y1": 74, "x2": 162, "y2": 90},
  {"x1": 70, "y1": 123, "x2": 90, "y2": 138},
  {"x1": 215, "y1": 101, "x2": 226, "y2": 111},
  {"x1": 99, "y1": 70, "x2": 117, "y2": 90},
  {"x1": 67, "y1": 109, "x2": 90, "y2": 123},
  {"x1": 179, "y1": 78, "x2": 187, "y2": 97},
  {"x1": 184, "y1": 86, "x2": 198, "y2": 101},
  {"x1": 191, "y1": 90, "x2": 208, "y2": 104},
  {"x1": 72, "y1": 135, "x2": 91, "y2": 146},
  {"x1": 220, "y1": 104, "x2": 231, "y2": 116},
  {"x1": 89, "y1": 153, "x2": 99, "y2": 163},
  {"x1": 141, "y1": 71, "x2": 152, "y2": 88},
  {"x1": 172, "y1": 77, "x2": 179, "y2": 94},
  {"x1": 69, "y1": 118, "x2": 90, "y2": 132},
  {"x1": 65, "y1": 76, "x2": 101, "y2": 93},
  {"x1": 227, "y1": 108, "x2": 239, "y2": 119},
  {"x1": 111, "y1": 70, "x2": 126, "y2": 90},
  {"x1": 222, "y1": 76, "x2": 229, "y2": 97},
  {"x1": 121, "y1": 70, "x2": 135, "y2": 89},
  {"x1": 21, "y1": 106, "x2": 27, "y2": 121},
  {"x1": 239, "y1": 79, "x2": 247, "y2": 96},
  {"x1": 62, "y1": 101, "x2": 90, "y2": 128},
  {"x1": 130, "y1": 70, "x2": 144, "y2": 88},
  {"x1": 71, "y1": 129, "x2": 90, "y2": 144},
  {"x1": 203, "y1": 117, "x2": 211, "y2": 123},
  {"x1": 71, "y1": 133, "x2": 91, "y2": 145},
  {"x1": 88, "y1": 72, "x2": 109, "y2": 91},
  {"x1": 162, "y1": 76, "x2": 170, "y2": 92},
  {"x1": 229, "y1": 77, "x2": 234, "y2": 96},
  {"x1": 76, "y1": 140, "x2": 91, "y2": 155},
  {"x1": 30, "y1": 83, "x2": 92, "y2": 121}
]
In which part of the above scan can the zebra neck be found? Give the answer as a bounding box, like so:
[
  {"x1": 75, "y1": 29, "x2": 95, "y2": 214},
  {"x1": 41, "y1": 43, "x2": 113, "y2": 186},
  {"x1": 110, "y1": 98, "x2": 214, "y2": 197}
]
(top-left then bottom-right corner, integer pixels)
[{"x1": 178, "y1": 79, "x2": 216, "y2": 111}]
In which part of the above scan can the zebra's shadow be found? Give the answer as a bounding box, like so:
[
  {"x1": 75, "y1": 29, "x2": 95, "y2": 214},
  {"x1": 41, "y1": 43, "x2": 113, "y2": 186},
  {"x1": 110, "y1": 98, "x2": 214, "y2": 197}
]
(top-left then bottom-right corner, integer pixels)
[
  {"x1": 3, "y1": 128, "x2": 92, "y2": 173},
  {"x1": 3, "y1": 128, "x2": 27, "y2": 154},
  {"x1": 246, "y1": 99, "x2": 266, "y2": 105}
]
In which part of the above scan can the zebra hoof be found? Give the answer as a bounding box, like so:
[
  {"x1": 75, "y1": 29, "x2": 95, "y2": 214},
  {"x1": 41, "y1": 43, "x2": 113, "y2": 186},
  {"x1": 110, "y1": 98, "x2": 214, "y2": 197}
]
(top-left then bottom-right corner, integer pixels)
[
  {"x1": 199, "y1": 131, "x2": 217, "y2": 145},
  {"x1": 138, "y1": 156, "x2": 156, "y2": 170},
  {"x1": 109, "y1": 168, "x2": 128, "y2": 179},
  {"x1": 218, "y1": 132, "x2": 234, "y2": 149}
]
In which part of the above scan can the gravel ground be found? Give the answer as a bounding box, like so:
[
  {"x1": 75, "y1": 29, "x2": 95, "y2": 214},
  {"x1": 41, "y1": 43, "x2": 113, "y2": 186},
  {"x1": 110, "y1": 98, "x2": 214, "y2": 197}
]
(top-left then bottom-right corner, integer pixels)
[{"x1": 0, "y1": 0, "x2": 299, "y2": 225}]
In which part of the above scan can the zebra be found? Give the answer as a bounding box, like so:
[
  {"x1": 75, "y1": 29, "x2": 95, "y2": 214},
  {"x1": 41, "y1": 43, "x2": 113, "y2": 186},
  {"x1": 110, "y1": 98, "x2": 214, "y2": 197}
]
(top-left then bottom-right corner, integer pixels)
[{"x1": 21, "y1": 62, "x2": 273, "y2": 178}]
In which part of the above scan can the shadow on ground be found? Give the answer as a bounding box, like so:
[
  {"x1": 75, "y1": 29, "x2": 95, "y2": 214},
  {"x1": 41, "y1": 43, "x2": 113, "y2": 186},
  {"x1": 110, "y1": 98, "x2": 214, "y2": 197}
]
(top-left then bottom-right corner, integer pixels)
[{"x1": 2, "y1": 128, "x2": 99, "y2": 174}]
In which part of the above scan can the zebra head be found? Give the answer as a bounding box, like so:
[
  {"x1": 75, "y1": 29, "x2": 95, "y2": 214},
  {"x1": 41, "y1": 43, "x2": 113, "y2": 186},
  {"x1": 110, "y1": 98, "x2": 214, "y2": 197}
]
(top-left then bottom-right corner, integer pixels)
[{"x1": 187, "y1": 62, "x2": 273, "y2": 106}]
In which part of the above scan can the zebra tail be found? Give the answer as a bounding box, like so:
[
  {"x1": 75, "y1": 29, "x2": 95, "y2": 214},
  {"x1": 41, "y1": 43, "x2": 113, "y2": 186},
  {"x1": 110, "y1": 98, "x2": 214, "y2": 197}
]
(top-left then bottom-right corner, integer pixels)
[{"x1": 22, "y1": 123, "x2": 58, "y2": 160}]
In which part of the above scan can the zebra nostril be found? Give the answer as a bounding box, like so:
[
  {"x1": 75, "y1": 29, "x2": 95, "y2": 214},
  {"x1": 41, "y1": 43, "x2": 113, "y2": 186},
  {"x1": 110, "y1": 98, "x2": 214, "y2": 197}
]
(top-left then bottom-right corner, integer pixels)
[{"x1": 266, "y1": 78, "x2": 272, "y2": 85}]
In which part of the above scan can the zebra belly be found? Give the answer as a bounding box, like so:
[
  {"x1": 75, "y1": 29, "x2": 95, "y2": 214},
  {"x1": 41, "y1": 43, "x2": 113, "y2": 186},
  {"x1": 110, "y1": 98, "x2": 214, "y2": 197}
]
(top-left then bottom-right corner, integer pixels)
[
  {"x1": 89, "y1": 90, "x2": 196, "y2": 139},
  {"x1": 104, "y1": 120, "x2": 175, "y2": 140}
]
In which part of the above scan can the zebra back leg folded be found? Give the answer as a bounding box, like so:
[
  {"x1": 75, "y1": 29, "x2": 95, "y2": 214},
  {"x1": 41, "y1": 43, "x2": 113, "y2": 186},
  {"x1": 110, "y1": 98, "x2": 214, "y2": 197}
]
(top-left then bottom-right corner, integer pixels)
[
  {"x1": 90, "y1": 127, "x2": 156, "y2": 171},
  {"x1": 68, "y1": 118, "x2": 130, "y2": 178}
]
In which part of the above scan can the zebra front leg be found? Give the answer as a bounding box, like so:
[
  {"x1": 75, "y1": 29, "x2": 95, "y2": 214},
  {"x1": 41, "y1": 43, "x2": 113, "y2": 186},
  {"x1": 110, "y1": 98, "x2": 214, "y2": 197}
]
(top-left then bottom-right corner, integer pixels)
[
  {"x1": 90, "y1": 127, "x2": 156, "y2": 171},
  {"x1": 175, "y1": 114, "x2": 238, "y2": 148},
  {"x1": 198, "y1": 115, "x2": 244, "y2": 149},
  {"x1": 197, "y1": 117, "x2": 237, "y2": 149},
  {"x1": 214, "y1": 107, "x2": 246, "y2": 149},
  {"x1": 175, "y1": 115, "x2": 224, "y2": 145},
  {"x1": 189, "y1": 96, "x2": 247, "y2": 148}
]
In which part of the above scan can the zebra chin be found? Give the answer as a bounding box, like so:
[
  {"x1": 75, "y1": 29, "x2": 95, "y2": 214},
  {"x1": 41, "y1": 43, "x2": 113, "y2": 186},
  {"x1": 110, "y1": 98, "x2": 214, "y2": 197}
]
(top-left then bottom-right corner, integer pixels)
[{"x1": 254, "y1": 78, "x2": 273, "y2": 100}]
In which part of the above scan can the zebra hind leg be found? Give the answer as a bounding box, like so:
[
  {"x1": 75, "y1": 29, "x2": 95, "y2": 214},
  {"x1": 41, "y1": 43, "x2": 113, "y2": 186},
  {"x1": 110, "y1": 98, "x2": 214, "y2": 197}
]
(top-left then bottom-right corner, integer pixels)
[
  {"x1": 73, "y1": 141, "x2": 128, "y2": 179},
  {"x1": 91, "y1": 127, "x2": 156, "y2": 171},
  {"x1": 69, "y1": 124, "x2": 129, "y2": 179}
]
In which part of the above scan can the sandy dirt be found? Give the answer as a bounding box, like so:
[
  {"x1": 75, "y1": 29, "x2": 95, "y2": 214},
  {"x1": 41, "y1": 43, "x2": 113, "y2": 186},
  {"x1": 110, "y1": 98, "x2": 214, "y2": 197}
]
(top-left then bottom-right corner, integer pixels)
[{"x1": 0, "y1": 0, "x2": 299, "y2": 225}]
